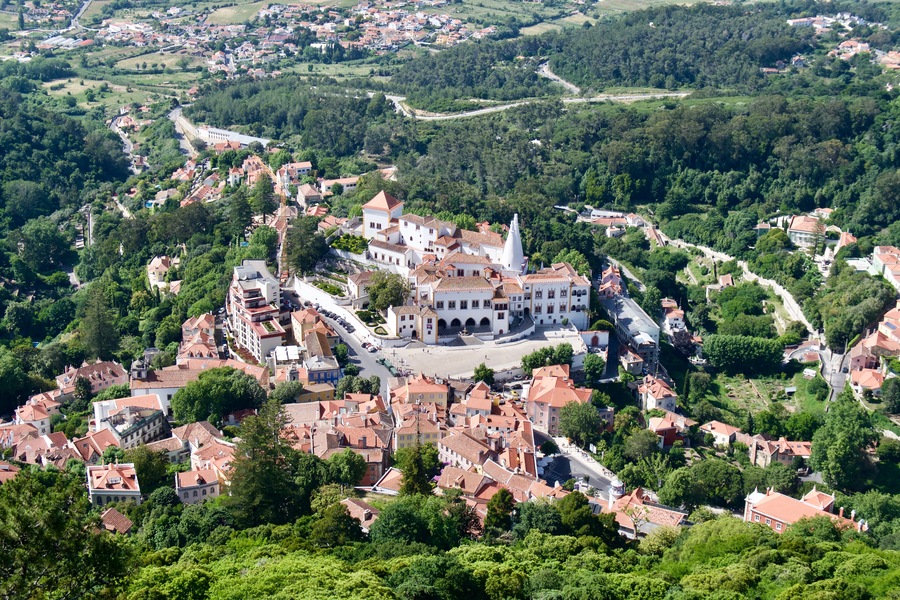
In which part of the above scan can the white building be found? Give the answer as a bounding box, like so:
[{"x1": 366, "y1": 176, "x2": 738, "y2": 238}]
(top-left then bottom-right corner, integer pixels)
[
  {"x1": 175, "y1": 468, "x2": 221, "y2": 504},
  {"x1": 227, "y1": 259, "x2": 286, "y2": 363},
  {"x1": 351, "y1": 196, "x2": 591, "y2": 342},
  {"x1": 87, "y1": 463, "x2": 142, "y2": 506}
]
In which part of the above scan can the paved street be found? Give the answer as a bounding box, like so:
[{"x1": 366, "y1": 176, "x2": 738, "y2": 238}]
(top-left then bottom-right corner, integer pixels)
[
  {"x1": 534, "y1": 430, "x2": 615, "y2": 493},
  {"x1": 283, "y1": 288, "x2": 392, "y2": 396}
]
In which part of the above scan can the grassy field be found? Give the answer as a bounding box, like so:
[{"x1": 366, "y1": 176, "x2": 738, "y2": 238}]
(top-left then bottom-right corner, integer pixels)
[
  {"x1": 42, "y1": 78, "x2": 156, "y2": 113},
  {"x1": 83, "y1": 0, "x2": 113, "y2": 20},
  {"x1": 117, "y1": 51, "x2": 205, "y2": 70},
  {"x1": 0, "y1": 12, "x2": 19, "y2": 29},
  {"x1": 591, "y1": 0, "x2": 696, "y2": 18},
  {"x1": 283, "y1": 61, "x2": 376, "y2": 78},
  {"x1": 206, "y1": 1, "x2": 269, "y2": 24},
  {"x1": 419, "y1": 0, "x2": 568, "y2": 29}
]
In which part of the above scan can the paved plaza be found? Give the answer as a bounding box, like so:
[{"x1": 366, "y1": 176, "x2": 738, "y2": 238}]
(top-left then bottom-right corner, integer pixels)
[{"x1": 387, "y1": 328, "x2": 587, "y2": 380}]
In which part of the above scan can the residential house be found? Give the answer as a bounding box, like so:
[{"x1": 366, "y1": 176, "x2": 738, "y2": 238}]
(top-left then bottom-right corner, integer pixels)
[
  {"x1": 850, "y1": 368, "x2": 885, "y2": 397},
  {"x1": 14, "y1": 403, "x2": 51, "y2": 436},
  {"x1": 87, "y1": 463, "x2": 142, "y2": 507},
  {"x1": 303, "y1": 330, "x2": 342, "y2": 385},
  {"x1": 525, "y1": 365, "x2": 593, "y2": 436},
  {"x1": 0, "y1": 461, "x2": 19, "y2": 484},
  {"x1": 100, "y1": 508, "x2": 133, "y2": 534},
  {"x1": 636, "y1": 376, "x2": 678, "y2": 412},
  {"x1": 700, "y1": 420, "x2": 743, "y2": 447},
  {"x1": 787, "y1": 215, "x2": 822, "y2": 247},
  {"x1": 438, "y1": 430, "x2": 495, "y2": 472},
  {"x1": 147, "y1": 255, "x2": 180, "y2": 290},
  {"x1": 748, "y1": 436, "x2": 812, "y2": 467},
  {"x1": 608, "y1": 487, "x2": 688, "y2": 538},
  {"x1": 175, "y1": 469, "x2": 221, "y2": 504},
  {"x1": 290, "y1": 308, "x2": 338, "y2": 347},
  {"x1": 94, "y1": 403, "x2": 169, "y2": 450},
  {"x1": 744, "y1": 487, "x2": 865, "y2": 534},
  {"x1": 341, "y1": 498, "x2": 380, "y2": 532},
  {"x1": 56, "y1": 361, "x2": 128, "y2": 398},
  {"x1": 647, "y1": 410, "x2": 696, "y2": 448}
]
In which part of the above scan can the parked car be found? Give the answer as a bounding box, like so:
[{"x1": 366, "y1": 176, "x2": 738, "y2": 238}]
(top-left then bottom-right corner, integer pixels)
[{"x1": 366, "y1": 345, "x2": 377, "y2": 353}]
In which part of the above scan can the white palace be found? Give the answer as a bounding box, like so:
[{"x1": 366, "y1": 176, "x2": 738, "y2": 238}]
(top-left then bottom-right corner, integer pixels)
[{"x1": 354, "y1": 191, "x2": 591, "y2": 343}]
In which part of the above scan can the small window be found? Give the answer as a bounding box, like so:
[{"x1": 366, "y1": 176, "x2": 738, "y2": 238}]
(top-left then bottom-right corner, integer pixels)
[
  {"x1": 775, "y1": 522, "x2": 782, "y2": 531},
  {"x1": 754, "y1": 515, "x2": 760, "y2": 522},
  {"x1": 472, "y1": 300, "x2": 479, "y2": 309},
  {"x1": 460, "y1": 300, "x2": 468, "y2": 310},
  {"x1": 448, "y1": 301, "x2": 456, "y2": 309},
  {"x1": 765, "y1": 518, "x2": 771, "y2": 526}
]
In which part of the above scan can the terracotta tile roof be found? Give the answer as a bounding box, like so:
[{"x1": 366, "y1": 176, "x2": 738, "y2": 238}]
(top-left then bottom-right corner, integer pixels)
[
  {"x1": 528, "y1": 371, "x2": 591, "y2": 409},
  {"x1": 788, "y1": 215, "x2": 821, "y2": 234},
  {"x1": 71, "y1": 429, "x2": 119, "y2": 462},
  {"x1": 433, "y1": 276, "x2": 494, "y2": 292},
  {"x1": 439, "y1": 431, "x2": 493, "y2": 465},
  {"x1": 441, "y1": 251, "x2": 491, "y2": 265},
  {"x1": 363, "y1": 190, "x2": 402, "y2": 212},
  {"x1": 348, "y1": 271, "x2": 376, "y2": 286},
  {"x1": 89, "y1": 463, "x2": 140, "y2": 492},
  {"x1": 458, "y1": 229, "x2": 503, "y2": 249},
  {"x1": 341, "y1": 497, "x2": 380, "y2": 527},
  {"x1": 0, "y1": 461, "x2": 19, "y2": 484},
  {"x1": 368, "y1": 239, "x2": 409, "y2": 254},
  {"x1": 437, "y1": 465, "x2": 490, "y2": 495},
  {"x1": 15, "y1": 404, "x2": 49, "y2": 422},
  {"x1": 851, "y1": 368, "x2": 884, "y2": 390},
  {"x1": 100, "y1": 508, "x2": 133, "y2": 534},
  {"x1": 700, "y1": 420, "x2": 742, "y2": 436},
  {"x1": 532, "y1": 364, "x2": 570, "y2": 378},
  {"x1": 746, "y1": 488, "x2": 855, "y2": 529},
  {"x1": 372, "y1": 466, "x2": 404, "y2": 493},
  {"x1": 176, "y1": 468, "x2": 218, "y2": 489}
]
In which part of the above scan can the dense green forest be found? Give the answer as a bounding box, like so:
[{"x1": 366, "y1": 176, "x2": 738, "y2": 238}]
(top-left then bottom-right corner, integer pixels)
[
  {"x1": 385, "y1": 0, "x2": 900, "y2": 107},
  {"x1": 187, "y1": 83, "x2": 416, "y2": 159}
]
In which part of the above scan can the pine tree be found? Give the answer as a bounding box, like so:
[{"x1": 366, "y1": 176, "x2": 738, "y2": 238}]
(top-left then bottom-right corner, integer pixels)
[{"x1": 398, "y1": 443, "x2": 432, "y2": 496}]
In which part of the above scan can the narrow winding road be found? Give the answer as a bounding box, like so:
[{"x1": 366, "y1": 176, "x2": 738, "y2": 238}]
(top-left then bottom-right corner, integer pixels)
[
  {"x1": 383, "y1": 90, "x2": 690, "y2": 121},
  {"x1": 538, "y1": 62, "x2": 581, "y2": 95}
]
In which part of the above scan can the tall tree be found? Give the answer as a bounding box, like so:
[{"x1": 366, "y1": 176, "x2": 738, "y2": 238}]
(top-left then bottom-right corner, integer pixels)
[
  {"x1": 80, "y1": 286, "x2": 119, "y2": 360},
  {"x1": 366, "y1": 271, "x2": 411, "y2": 312},
  {"x1": 0, "y1": 469, "x2": 131, "y2": 599},
  {"x1": 229, "y1": 399, "x2": 314, "y2": 526},
  {"x1": 558, "y1": 401, "x2": 601, "y2": 447},
  {"x1": 170, "y1": 367, "x2": 266, "y2": 424},
  {"x1": 484, "y1": 487, "x2": 516, "y2": 533},
  {"x1": 286, "y1": 217, "x2": 328, "y2": 275},
  {"x1": 810, "y1": 391, "x2": 877, "y2": 490},
  {"x1": 250, "y1": 171, "x2": 277, "y2": 217},
  {"x1": 583, "y1": 352, "x2": 606, "y2": 387},
  {"x1": 397, "y1": 443, "x2": 434, "y2": 496}
]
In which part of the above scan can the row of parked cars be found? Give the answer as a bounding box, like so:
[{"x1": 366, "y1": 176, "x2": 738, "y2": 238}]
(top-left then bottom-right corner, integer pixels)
[{"x1": 318, "y1": 308, "x2": 356, "y2": 334}]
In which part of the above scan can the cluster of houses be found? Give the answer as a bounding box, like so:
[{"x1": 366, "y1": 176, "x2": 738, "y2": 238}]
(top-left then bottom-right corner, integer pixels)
[
  {"x1": 847, "y1": 299, "x2": 900, "y2": 398},
  {"x1": 1, "y1": 342, "x2": 870, "y2": 539},
  {"x1": 597, "y1": 264, "x2": 661, "y2": 374}
]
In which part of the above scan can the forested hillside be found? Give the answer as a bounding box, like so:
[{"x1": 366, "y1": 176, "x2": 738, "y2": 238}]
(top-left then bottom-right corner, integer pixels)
[
  {"x1": 546, "y1": 4, "x2": 814, "y2": 90},
  {"x1": 9, "y1": 460, "x2": 900, "y2": 600},
  {"x1": 186, "y1": 82, "x2": 414, "y2": 158}
]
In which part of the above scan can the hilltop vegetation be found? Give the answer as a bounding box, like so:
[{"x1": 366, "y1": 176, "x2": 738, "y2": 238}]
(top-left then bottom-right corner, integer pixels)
[{"x1": 8, "y1": 460, "x2": 900, "y2": 600}]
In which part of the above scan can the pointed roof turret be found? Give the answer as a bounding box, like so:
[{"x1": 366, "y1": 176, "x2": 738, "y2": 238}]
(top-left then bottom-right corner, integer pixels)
[{"x1": 501, "y1": 214, "x2": 525, "y2": 274}]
